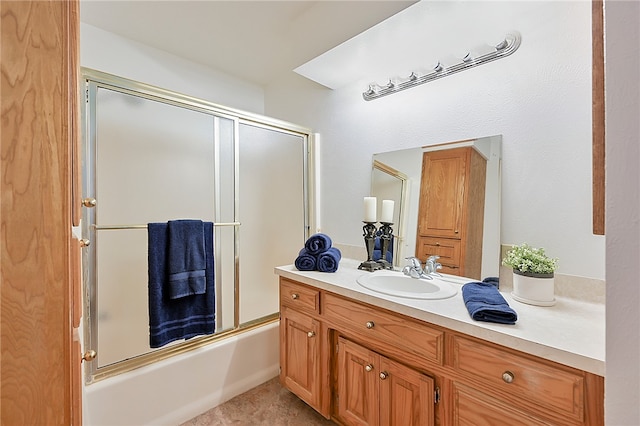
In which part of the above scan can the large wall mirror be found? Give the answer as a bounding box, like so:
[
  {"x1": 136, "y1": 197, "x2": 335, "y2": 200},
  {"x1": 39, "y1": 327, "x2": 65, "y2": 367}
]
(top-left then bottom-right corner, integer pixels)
[{"x1": 371, "y1": 135, "x2": 501, "y2": 280}]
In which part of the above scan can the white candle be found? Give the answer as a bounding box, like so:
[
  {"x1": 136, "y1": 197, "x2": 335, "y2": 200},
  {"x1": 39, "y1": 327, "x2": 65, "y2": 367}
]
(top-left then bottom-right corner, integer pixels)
[
  {"x1": 363, "y1": 197, "x2": 377, "y2": 222},
  {"x1": 381, "y1": 199, "x2": 395, "y2": 223}
]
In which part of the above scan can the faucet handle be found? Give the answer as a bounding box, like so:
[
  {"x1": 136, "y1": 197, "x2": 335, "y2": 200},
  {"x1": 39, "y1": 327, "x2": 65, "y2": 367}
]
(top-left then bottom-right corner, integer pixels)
[{"x1": 405, "y1": 257, "x2": 422, "y2": 269}]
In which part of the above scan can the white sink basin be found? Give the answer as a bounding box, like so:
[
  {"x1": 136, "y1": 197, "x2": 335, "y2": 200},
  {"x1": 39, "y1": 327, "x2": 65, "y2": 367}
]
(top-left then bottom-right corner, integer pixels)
[{"x1": 356, "y1": 270, "x2": 458, "y2": 300}]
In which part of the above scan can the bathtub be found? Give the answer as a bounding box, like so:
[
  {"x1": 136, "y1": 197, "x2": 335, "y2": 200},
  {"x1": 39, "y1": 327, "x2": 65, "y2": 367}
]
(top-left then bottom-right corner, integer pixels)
[{"x1": 83, "y1": 321, "x2": 280, "y2": 425}]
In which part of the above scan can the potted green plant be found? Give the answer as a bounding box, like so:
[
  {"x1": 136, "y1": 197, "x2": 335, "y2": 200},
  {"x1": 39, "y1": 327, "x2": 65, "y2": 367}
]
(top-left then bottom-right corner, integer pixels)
[{"x1": 502, "y1": 243, "x2": 559, "y2": 306}]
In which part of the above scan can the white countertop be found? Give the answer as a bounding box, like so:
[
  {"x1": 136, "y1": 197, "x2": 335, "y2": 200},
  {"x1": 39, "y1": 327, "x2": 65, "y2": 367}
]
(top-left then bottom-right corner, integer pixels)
[{"x1": 275, "y1": 259, "x2": 605, "y2": 376}]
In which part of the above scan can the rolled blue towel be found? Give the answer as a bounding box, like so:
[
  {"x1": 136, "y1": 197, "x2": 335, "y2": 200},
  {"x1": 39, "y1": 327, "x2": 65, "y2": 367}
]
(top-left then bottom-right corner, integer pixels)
[
  {"x1": 304, "y1": 233, "x2": 332, "y2": 255},
  {"x1": 295, "y1": 248, "x2": 317, "y2": 271},
  {"x1": 317, "y1": 247, "x2": 341, "y2": 273},
  {"x1": 462, "y1": 282, "x2": 517, "y2": 325}
]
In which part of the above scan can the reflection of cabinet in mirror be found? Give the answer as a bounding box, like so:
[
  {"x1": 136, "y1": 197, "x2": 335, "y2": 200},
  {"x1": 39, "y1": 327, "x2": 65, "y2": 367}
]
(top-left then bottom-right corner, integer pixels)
[{"x1": 415, "y1": 147, "x2": 487, "y2": 280}]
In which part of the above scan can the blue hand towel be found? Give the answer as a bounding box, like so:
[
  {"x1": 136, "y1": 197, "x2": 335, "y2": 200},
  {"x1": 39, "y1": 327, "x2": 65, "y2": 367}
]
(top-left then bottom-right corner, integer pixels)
[
  {"x1": 148, "y1": 222, "x2": 216, "y2": 348},
  {"x1": 295, "y1": 248, "x2": 317, "y2": 271},
  {"x1": 304, "y1": 233, "x2": 332, "y2": 255},
  {"x1": 167, "y1": 220, "x2": 206, "y2": 299},
  {"x1": 462, "y1": 282, "x2": 517, "y2": 325},
  {"x1": 317, "y1": 247, "x2": 341, "y2": 273}
]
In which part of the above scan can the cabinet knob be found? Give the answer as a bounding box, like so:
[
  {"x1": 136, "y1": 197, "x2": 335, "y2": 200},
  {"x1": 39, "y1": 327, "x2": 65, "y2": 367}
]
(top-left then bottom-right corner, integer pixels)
[
  {"x1": 82, "y1": 198, "x2": 97, "y2": 208},
  {"x1": 379, "y1": 371, "x2": 388, "y2": 380},
  {"x1": 365, "y1": 321, "x2": 375, "y2": 329},
  {"x1": 291, "y1": 293, "x2": 299, "y2": 300},
  {"x1": 365, "y1": 364, "x2": 373, "y2": 372},
  {"x1": 79, "y1": 239, "x2": 91, "y2": 247},
  {"x1": 82, "y1": 350, "x2": 97, "y2": 362},
  {"x1": 307, "y1": 331, "x2": 315, "y2": 338},
  {"x1": 502, "y1": 371, "x2": 515, "y2": 383}
]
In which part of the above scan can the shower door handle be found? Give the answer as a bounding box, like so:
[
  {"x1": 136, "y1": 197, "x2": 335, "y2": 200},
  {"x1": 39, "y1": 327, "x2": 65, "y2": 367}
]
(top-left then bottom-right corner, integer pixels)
[
  {"x1": 82, "y1": 198, "x2": 97, "y2": 208},
  {"x1": 82, "y1": 350, "x2": 97, "y2": 363}
]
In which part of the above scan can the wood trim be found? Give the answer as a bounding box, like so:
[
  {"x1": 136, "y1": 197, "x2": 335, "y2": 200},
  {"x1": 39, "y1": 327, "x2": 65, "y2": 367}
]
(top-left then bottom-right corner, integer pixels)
[
  {"x1": 1, "y1": 1, "x2": 78, "y2": 423},
  {"x1": 592, "y1": 0, "x2": 605, "y2": 235}
]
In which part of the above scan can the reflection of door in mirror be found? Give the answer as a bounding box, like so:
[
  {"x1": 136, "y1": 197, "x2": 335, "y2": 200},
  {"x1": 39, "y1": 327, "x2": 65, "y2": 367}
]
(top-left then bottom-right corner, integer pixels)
[
  {"x1": 371, "y1": 161, "x2": 407, "y2": 266},
  {"x1": 415, "y1": 147, "x2": 486, "y2": 280}
]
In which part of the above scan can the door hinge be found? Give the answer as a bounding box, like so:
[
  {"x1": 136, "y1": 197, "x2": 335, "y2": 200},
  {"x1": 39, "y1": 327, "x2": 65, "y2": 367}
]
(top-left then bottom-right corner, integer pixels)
[{"x1": 434, "y1": 387, "x2": 440, "y2": 404}]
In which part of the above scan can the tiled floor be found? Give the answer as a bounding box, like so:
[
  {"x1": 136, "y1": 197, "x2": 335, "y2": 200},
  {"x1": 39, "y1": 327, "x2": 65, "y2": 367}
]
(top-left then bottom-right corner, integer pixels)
[{"x1": 180, "y1": 377, "x2": 336, "y2": 425}]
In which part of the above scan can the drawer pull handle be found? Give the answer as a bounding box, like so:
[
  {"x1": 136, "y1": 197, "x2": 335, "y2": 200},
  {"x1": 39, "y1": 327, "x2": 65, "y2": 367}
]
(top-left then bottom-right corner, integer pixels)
[
  {"x1": 365, "y1": 321, "x2": 375, "y2": 329},
  {"x1": 291, "y1": 293, "x2": 299, "y2": 300},
  {"x1": 502, "y1": 371, "x2": 515, "y2": 383},
  {"x1": 379, "y1": 371, "x2": 388, "y2": 380},
  {"x1": 307, "y1": 331, "x2": 315, "y2": 338},
  {"x1": 365, "y1": 364, "x2": 373, "y2": 372}
]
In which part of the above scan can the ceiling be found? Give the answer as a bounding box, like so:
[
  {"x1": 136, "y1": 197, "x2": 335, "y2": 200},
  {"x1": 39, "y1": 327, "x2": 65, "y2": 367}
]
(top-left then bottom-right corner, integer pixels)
[{"x1": 79, "y1": 0, "x2": 417, "y2": 87}]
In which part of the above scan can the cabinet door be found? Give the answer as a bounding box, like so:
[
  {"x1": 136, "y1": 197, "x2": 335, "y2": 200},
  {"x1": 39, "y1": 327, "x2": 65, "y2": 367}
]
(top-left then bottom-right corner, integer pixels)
[
  {"x1": 451, "y1": 382, "x2": 550, "y2": 426},
  {"x1": 379, "y1": 357, "x2": 435, "y2": 426},
  {"x1": 337, "y1": 338, "x2": 379, "y2": 426},
  {"x1": 417, "y1": 149, "x2": 467, "y2": 239},
  {"x1": 280, "y1": 306, "x2": 322, "y2": 411}
]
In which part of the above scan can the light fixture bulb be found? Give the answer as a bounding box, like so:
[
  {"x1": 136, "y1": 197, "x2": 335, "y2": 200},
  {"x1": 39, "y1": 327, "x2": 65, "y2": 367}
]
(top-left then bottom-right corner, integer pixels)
[{"x1": 433, "y1": 61, "x2": 443, "y2": 72}]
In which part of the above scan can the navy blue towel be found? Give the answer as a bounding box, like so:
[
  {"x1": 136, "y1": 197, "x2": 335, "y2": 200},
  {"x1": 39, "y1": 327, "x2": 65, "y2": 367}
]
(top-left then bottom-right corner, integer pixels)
[
  {"x1": 167, "y1": 220, "x2": 206, "y2": 299},
  {"x1": 304, "y1": 233, "x2": 332, "y2": 255},
  {"x1": 295, "y1": 248, "x2": 317, "y2": 271},
  {"x1": 317, "y1": 247, "x2": 342, "y2": 273},
  {"x1": 148, "y1": 222, "x2": 216, "y2": 348},
  {"x1": 462, "y1": 282, "x2": 517, "y2": 325}
]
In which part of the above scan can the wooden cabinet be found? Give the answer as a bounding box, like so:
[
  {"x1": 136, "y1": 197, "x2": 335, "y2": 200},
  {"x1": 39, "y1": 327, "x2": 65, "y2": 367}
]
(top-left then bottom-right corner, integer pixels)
[
  {"x1": 336, "y1": 337, "x2": 435, "y2": 426},
  {"x1": 280, "y1": 306, "x2": 322, "y2": 411},
  {"x1": 415, "y1": 147, "x2": 486, "y2": 279},
  {"x1": 279, "y1": 277, "x2": 604, "y2": 425},
  {"x1": 448, "y1": 335, "x2": 602, "y2": 425}
]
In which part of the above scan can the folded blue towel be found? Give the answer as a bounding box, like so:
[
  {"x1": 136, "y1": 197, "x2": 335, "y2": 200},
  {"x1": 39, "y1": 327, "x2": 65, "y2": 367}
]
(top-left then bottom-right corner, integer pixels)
[
  {"x1": 295, "y1": 248, "x2": 317, "y2": 271},
  {"x1": 304, "y1": 233, "x2": 332, "y2": 255},
  {"x1": 167, "y1": 220, "x2": 206, "y2": 299},
  {"x1": 148, "y1": 222, "x2": 216, "y2": 348},
  {"x1": 317, "y1": 247, "x2": 341, "y2": 273},
  {"x1": 462, "y1": 282, "x2": 517, "y2": 325}
]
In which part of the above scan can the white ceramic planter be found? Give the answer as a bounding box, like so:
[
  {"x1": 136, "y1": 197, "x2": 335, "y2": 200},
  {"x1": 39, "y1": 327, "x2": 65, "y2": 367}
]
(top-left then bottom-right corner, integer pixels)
[{"x1": 511, "y1": 271, "x2": 556, "y2": 306}]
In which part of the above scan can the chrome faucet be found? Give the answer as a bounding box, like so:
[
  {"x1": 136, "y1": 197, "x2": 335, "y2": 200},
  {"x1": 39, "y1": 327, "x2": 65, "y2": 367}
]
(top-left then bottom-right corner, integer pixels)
[
  {"x1": 402, "y1": 256, "x2": 442, "y2": 280},
  {"x1": 424, "y1": 255, "x2": 443, "y2": 277}
]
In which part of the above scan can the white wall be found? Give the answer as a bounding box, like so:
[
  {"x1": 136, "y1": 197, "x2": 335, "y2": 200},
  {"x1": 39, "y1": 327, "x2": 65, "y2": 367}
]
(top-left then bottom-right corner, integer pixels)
[
  {"x1": 265, "y1": 1, "x2": 605, "y2": 280},
  {"x1": 81, "y1": 23, "x2": 265, "y2": 114},
  {"x1": 604, "y1": 1, "x2": 640, "y2": 424}
]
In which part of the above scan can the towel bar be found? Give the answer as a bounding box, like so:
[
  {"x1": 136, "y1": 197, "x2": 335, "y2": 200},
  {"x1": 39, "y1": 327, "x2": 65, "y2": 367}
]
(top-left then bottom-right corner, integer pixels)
[{"x1": 94, "y1": 222, "x2": 240, "y2": 230}]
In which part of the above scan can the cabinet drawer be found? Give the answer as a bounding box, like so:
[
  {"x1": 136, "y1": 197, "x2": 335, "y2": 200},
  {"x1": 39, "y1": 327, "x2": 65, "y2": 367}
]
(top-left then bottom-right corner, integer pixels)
[
  {"x1": 416, "y1": 237, "x2": 461, "y2": 269},
  {"x1": 323, "y1": 293, "x2": 444, "y2": 365},
  {"x1": 451, "y1": 335, "x2": 585, "y2": 422},
  {"x1": 280, "y1": 279, "x2": 320, "y2": 314}
]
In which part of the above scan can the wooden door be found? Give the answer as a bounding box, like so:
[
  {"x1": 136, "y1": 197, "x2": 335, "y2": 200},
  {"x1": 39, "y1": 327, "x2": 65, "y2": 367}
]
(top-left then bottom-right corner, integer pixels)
[
  {"x1": 1, "y1": 1, "x2": 81, "y2": 424},
  {"x1": 336, "y1": 337, "x2": 379, "y2": 426},
  {"x1": 280, "y1": 306, "x2": 322, "y2": 410},
  {"x1": 379, "y1": 357, "x2": 435, "y2": 426},
  {"x1": 417, "y1": 149, "x2": 467, "y2": 239}
]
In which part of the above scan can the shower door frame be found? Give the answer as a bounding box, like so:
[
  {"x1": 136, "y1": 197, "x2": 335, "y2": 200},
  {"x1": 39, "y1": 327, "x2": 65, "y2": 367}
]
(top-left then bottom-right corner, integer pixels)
[{"x1": 81, "y1": 68, "x2": 315, "y2": 383}]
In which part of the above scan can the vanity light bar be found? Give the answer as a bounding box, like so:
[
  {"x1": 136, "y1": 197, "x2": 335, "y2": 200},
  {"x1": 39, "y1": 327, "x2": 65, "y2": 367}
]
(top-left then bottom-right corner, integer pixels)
[{"x1": 362, "y1": 32, "x2": 522, "y2": 101}]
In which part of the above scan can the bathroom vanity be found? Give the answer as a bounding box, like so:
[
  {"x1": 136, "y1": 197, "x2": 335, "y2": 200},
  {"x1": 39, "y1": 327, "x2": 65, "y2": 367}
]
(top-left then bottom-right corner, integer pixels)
[{"x1": 276, "y1": 260, "x2": 604, "y2": 425}]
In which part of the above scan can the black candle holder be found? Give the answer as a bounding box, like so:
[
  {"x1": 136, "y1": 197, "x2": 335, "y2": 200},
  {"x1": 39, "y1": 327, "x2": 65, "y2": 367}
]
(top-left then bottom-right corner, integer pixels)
[
  {"x1": 358, "y1": 222, "x2": 382, "y2": 272},
  {"x1": 377, "y1": 222, "x2": 394, "y2": 270}
]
